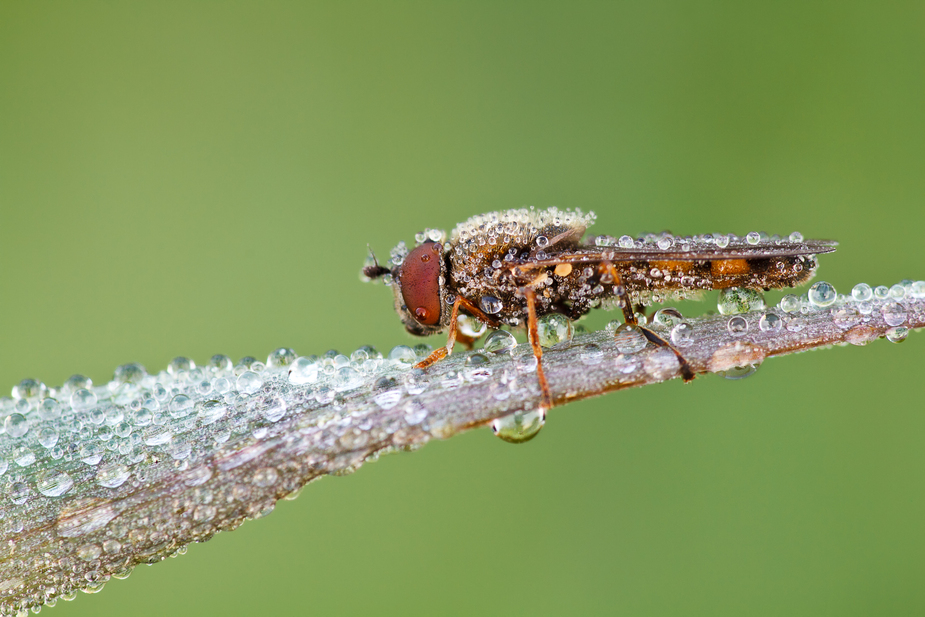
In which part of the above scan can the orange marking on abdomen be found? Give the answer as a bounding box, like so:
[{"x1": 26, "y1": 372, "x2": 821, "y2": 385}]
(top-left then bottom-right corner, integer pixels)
[{"x1": 711, "y1": 259, "x2": 751, "y2": 276}]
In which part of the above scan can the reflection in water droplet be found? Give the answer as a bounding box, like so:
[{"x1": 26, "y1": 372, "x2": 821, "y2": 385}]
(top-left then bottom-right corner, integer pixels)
[
  {"x1": 113, "y1": 363, "x2": 147, "y2": 385},
  {"x1": 267, "y1": 348, "x2": 297, "y2": 368},
  {"x1": 881, "y1": 303, "x2": 906, "y2": 327},
  {"x1": 4, "y1": 413, "x2": 29, "y2": 438},
  {"x1": 491, "y1": 408, "x2": 546, "y2": 444},
  {"x1": 652, "y1": 308, "x2": 684, "y2": 328},
  {"x1": 168, "y1": 356, "x2": 195, "y2": 375},
  {"x1": 237, "y1": 371, "x2": 263, "y2": 394},
  {"x1": 718, "y1": 288, "x2": 765, "y2": 315},
  {"x1": 886, "y1": 327, "x2": 909, "y2": 343},
  {"x1": 37, "y1": 470, "x2": 74, "y2": 497},
  {"x1": 721, "y1": 364, "x2": 760, "y2": 380},
  {"x1": 726, "y1": 316, "x2": 748, "y2": 335},
  {"x1": 479, "y1": 295, "x2": 503, "y2": 314},
  {"x1": 779, "y1": 295, "x2": 801, "y2": 313},
  {"x1": 537, "y1": 314, "x2": 572, "y2": 347},
  {"x1": 808, "y1": 281, "x2": 837, "y2": 307},
  {"x1": 670, "y1": 323, "x2": 694, "y2": 346},
  {"x1": 483, "y1": 330, "x2": 517, "y2": 354},
  {"x1": 458, "y1": 314, "x2": 488, "y2": 338},
  {"x1": 758, "y1": 312, "x2": 782, "y2": 332},
  {"x1": 613, "y1": 324, "x2": 648, "y2": 353},
  {"x1": 389, "y1": 345, "x2": 417, "y2": 366}
]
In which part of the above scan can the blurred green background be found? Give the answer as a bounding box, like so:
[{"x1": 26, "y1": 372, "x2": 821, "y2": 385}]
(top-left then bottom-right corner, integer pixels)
[{"x1": 2, "y1": 2, "x2": 924, "y2": 615}]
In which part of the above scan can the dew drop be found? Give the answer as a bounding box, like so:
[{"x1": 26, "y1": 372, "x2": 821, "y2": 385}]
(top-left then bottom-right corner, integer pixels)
[
  {"x1": 652, "y1": 308, "x2": 684, "y2": 328},
  {"x1": 12, "y1": 378, "x2": 46, "y2": 400},
  {"x1": 535, "y1": 235, "x2": 549, "y2": 248},
  {"x1": 886, "y1": 327, "x2": 909, "y2": 343},
  {"x1": 726, "y1": 316, "x2": 748, "y2": 335},
  {"x1": 580, "y1": 343, "x2": 604, "y2": 365},
  {"x1": 491, "y1": 408, "x2": 546, "y2": 444},
  {"x1": 13, "y1": 446, "x2": 35, "y2": 466},
  {"x1": 808, "y1": 281, "x2": 837, "y2": 307},
  {"x1": 38, "y1": 397, "x2": 60, "y2": 421},
  {"x1": 718, "y1": 288, "x2": 765, "y2": 315},
  {"x1": 618, "y1": 235, "x2": 635, "y2": 248},
  {"x1": 778, "y1": 294, "x2": 801, "y2": 313},
  {"x1": 789, "y1": 231, "x2": 804, "y2": 243},
  {"x1": 288, "y1": 357, "x2": 319, "y2": 385},
  {"x1": 333, "y1": 367, "x2": 364, "y2": 391},
  {"x1": 536, "y1": 314, "x2": 572, "y2": 347},
  {"x1": 113, "y1": 363, "x2": 147, "y2": 385},
  {"x1": 168, "y1": 356, "x2": 195, "y2": 375},
  {"x1": 4, "y1": 413, "x2": 29, "y2": 438},
  {"x1": 236, "y1": 371, "x2": 263, "y2": 394},
  {"x1": 96, "y1": 463, "x2": 131, "y2": 488},
  {"x1": 873, "y1": 285, "x2": 890, "y2": 300},
  {"x1": 77, "y1": 544, "x2": 102, "y2": 561},
  {"x1": 881, "y1": 302, "x2": 906, "y2": 327},
  {"x1": 9, "y1": 482, "x2": 30, "y2": 504},
  {"x1": 479, "y1": 295, "x2": 503, "y2": 314},
  {"x1": 208, "y1": 354, "x2": 233, "y2": 372},
  {"x1": 169, "y1": 394, "x2": 194, "y2": 418},
  {"x1": 850, "y1": 283, "x2": 872, "y2": 302},
  {"x1": 389, "y1": 345, "x2": 417, "y2": 366},
  {"x1": 261, "y1": 396, "x2": 287, "y2": 422},
  {"x1": 746, "y1": 231, "x2": 761, "y2": 245},
  {"x1": 37, "y1": 470, "x2": 74, "y2": 497},
  {"x1": 670, "y1": 323, "x2": 694, "y2": 346},
  {"x1": 758, "y1": 312, "x2": 782, "y2": 332},
  {"x1": 889, "y1": 284, "x2": 906, "y2": 300},
  {"x1": 721, "y1": 364, "x2": 760, "y2": 379},
  {"x1": 71, "y1": 388, "x2": 97, "y2": 410},
  {"x1": 267, "y1": 348, "x2": 297, "y2": 368},
  {"x1": 457, "y1": 314, "x2": 488, "y2": 338},
  {"x1": 483, "y1": 330, "x2": 517, "y2": 354},
  {"x1": 612, "y1": 324, "x2": 648, "y2": 353},
  {"x1": 252, "y1": 466, "x2": 279, "y2": 487}
]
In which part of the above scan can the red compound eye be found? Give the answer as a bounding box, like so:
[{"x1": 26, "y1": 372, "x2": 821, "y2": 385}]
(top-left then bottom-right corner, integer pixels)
[{"x1": 399, "y1": 243, "x2": 442, "y2": 326}]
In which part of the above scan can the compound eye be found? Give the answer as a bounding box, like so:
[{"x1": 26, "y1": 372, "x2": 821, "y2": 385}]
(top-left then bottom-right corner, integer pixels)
[{"x1": 399, "y1": 242, "x2": 442, "y2": 326}]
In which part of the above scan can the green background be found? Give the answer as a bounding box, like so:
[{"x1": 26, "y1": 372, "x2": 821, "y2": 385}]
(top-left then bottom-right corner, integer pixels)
[{"x1": 2, "y1": 2, "x2": 924, "y2": 615}]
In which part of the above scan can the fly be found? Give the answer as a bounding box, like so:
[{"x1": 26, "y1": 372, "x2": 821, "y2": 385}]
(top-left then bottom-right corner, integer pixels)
[{"x1": 363, "y1": 208, "x2": 837, "y2": 409}]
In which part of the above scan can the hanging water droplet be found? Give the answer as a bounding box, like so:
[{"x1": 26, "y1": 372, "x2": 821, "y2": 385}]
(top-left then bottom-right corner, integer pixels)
[
  {"x1": 720, "y1": 364, "x2": 760, "y2": 380},
  {"x1": 885, "y1": 327, "x2": 909, "y2": 343},
  {"x1": 613, "y1": 324, "x2": 648, "y2": 353},
  {"x1": 726, "y1": 316, "x2": 748, "y2": 335},
  {"x1": 236, "y1": 371, "x2": 263, "y2": 394},
  {"x1": 483, "y1": 330, "x2": 517, "y2": 354},
  {"x1": 37, "y1": 470, "x2": 74, "y2": 497},
  {"x1": 670, "y1": 323, "x2": 694, "y2": 346},
  {"x1": 4, "y1": 413, "x2": 29, "y2": 438},
  {"x1": 537, "y1": 314, "x2": 572, "y2": 347},
  {"x1": 718, "y1": 288, "x2": 765, "y2": 315},
  {"x1": 479, "y1": 295, "x2": 503, "y2": 314},
  {"x1": 881, "y1": 302, "x2": 906, "y2": 327},
  {"x1": 267, "y1": 348, "x2": 297, "y2": 368},
  {"x1": 457, "y1": 314, "x2": 488, "y2": 338},
  {"x1": 113, "y1": 363, "x2": 147, "y2": 385},
  {"x1": 758, "y1": 312, "x2": 782, "y2": 332},
  {"x1": 808, "y1": 281, "x2": 837, "y2": 307},
  {"x1": 491, "y1": 408, "x2": 546, "y2": 444}
]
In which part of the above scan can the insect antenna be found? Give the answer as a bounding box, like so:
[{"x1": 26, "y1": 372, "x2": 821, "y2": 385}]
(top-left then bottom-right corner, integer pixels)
[{"x1": 362, "y1": 245, "x2": 391, "y2": 280}]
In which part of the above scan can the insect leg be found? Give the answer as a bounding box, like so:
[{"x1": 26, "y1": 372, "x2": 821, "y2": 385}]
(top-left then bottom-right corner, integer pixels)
[
  {"x1": 600, "y1": 262, "x2": 695, "y2": 383},
  {"x1": 414, "y1": 297, "x2": 462, "y2": 369},
  {"x1": 523, "y1": 287, "x2": 553, "y2": 410}
]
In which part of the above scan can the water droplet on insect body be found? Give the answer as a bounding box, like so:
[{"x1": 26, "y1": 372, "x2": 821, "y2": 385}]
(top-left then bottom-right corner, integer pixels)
[
  {"x1": 886, "y1": 327, "x2": 909, "y2": 343},
  {"x1": 618, "y1": 235, "x2": 635, "y2": 248},
  {"x1": 808, "y1": 281, "x2": 837, "y2": 307},
  {"x1": 718, "y1": 288, "x2": 765, "y2": 315},
  {"x1": 789, "y1": 231, "x2": 804, "y2": 242},
  {"x1": 721, "y1": 364, "x2": 760, "y2": 380},
  {"x1": 491, "y1": 408, "x2": 546, "y2": 444},
  {"x1": 12, "y1": 378, "x2": 47, "y2": 400},
  {"x1": 113, "y1": 363, "x2": 147, "y2": 385},
  {"x1": 746, "y1": 231, "x2": 761, "y2": 245},
  {"x1": 873, "y1": 285, "x2": 890, "y2": 300},
  {"x1": 483, "y1": 330, "x2": 517, "y2": 354},
  {"x1": 288, "y1": 357, "x2": 319, "y2": 385},
  {"x1": 536, "y1": 314, "x2": 572, "y2": 347},
  {"x1": 457, "y1": 314, "x2": 488, "y2": 338},
  {"x1": 479, "y1": 295, "x2": 503, "y2": 314},
  {"x1": 71, "y1": 388, "x2": 97, "y2": 411}
]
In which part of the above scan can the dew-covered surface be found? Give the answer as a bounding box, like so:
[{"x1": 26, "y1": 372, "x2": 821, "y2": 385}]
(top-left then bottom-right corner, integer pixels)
[{"x1": 0, "y1": 280, "x2": 923, "y2": 614}]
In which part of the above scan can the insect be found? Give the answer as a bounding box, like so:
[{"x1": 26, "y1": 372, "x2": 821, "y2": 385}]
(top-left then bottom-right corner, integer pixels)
[{"x1": 363, "y1": 207, "x2": 837, "y2": 409}]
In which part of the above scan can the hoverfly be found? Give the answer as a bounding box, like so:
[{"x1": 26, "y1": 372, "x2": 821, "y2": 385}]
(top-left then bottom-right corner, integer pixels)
[{"x1": 363, "y1": 208, "x2": 836, "y2": 408}]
